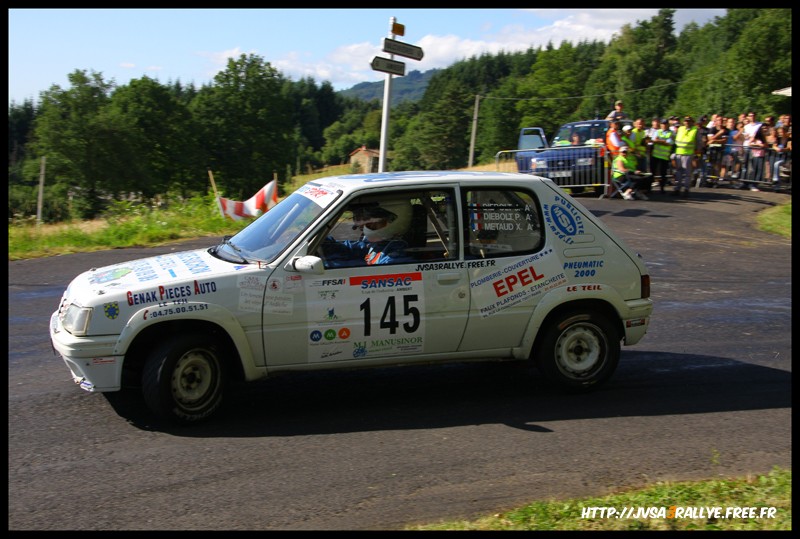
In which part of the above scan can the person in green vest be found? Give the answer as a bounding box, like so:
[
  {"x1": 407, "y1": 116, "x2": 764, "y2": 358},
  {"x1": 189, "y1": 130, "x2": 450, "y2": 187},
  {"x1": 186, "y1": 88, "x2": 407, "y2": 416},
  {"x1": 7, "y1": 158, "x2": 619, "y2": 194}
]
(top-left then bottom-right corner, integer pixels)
[
  {"x1": 650, "y1": 118, "x2": 675, "y2": 194},
  {"x1": 631, "y1": 118, "x2": 650, "y2": 172},
  {"x1": 613, "y1": 146, "x2": 650, "y2": 200},
  {"x1": 673, "y1": 116, "x2": 702, "y2": 197}
]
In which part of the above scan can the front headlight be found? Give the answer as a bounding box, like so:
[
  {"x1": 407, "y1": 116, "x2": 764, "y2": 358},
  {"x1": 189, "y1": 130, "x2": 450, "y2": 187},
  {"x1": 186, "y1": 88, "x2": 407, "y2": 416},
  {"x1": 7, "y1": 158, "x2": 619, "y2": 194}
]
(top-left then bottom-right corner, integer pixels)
[
  {"x1": 62, "y1": 304, "x2": 93, "y2": 336},
  {"x1": 577, "y1": 157, "x2": 594, "y2": 166},
  {"x1": 531, "y1": 159, "x2": 548, "y2": 170}
]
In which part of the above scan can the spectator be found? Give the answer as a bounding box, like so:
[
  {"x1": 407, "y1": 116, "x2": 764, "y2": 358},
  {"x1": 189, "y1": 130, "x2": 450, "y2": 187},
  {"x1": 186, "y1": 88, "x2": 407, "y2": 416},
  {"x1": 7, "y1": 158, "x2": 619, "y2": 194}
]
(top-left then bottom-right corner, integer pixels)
[
  {"x1": 631, "y1": 117, "x2": 649, "y2": 173},
  {"x1": 605, "y1": 120, "x2": 624, "y2": 160},
  {"x1": 668, "y1": 116, "x2": 680, "y2": 169},
  {"x1": 650, "y1": 118, "x2": 674, "y2": 194},
  {"x1": 606, "y1": 100, "x2": 629, "y2": 121},
  {"x1": 770, "y1": 125, "x2": 790, "y2": 187},
  {"x1": 739, "y1": 112, "x2": 748, "y2": 126},
  {"x1": 720, "y1": 118, "x2": 743, "y2": 181},
  {"x1": 672, "y1": 115, "x2": 702, "y2": 198},
  {"x1": 783, "y1": 114, "x2": 791, "y2": 144},
  {"x1": 742, "y1": 112, "x2": 765, "y2": 191},
  {"x1": 705, "y1": 115, "x2": 728, "y2": 184},
  {"x1": 613, "y1": 146, "x2": 650, "y2": 200},
  {"x1": 646, "y1": 117, "x2": 660, "y2": 172},
  {"x1": 668, "y1": 116, "x2": 680, "y2": 134},
  {"x1": 762, "y1": 116, "x2": 779, "y2": 182},
  {"x1": 620, "y1": 125, "x2": 637, "y2": 160},
  {"x1": 695, "y1": 115, "x2": 710, "y2": 186}
]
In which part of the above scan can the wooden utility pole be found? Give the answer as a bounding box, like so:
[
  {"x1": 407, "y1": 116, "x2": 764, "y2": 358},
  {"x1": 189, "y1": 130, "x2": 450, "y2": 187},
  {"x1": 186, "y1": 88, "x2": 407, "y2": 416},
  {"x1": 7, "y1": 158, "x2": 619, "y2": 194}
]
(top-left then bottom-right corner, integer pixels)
[{"x1": 36, "y1": 156, "x2": 46, "y2": 226}]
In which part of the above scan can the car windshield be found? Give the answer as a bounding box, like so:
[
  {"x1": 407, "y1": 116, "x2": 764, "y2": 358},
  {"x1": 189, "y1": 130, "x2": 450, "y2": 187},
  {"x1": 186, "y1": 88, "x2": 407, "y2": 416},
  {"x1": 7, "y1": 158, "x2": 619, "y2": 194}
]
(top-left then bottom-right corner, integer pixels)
[
  {"x1": 551, "y1": 123, "x2": 610, "y2": 147},
  {"x1": 221, "y1": 182, "x2": 341, "y2": 264}
]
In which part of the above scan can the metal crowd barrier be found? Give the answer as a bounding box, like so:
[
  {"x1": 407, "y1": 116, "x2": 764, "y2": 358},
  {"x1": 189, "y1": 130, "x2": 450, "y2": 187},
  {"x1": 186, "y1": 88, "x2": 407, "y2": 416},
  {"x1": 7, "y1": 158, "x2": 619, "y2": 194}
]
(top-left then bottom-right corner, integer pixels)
[
  {"x1": 495, "y1": 146, "x2": 611, "y2": 197},
  {"x1": 495, "y1": 143, "x2": 791, "y2": 194},
  {"x1": 695, "y1": 144, "x2": 791, "y2": 191}
]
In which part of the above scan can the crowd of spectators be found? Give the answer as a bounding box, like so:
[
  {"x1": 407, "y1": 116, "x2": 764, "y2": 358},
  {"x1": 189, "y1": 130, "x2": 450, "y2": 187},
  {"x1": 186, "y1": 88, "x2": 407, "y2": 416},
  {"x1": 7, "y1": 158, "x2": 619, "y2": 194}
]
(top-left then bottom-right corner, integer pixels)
[{"x1": 605, "y1": 100, "x2": 791, "y2": 198}]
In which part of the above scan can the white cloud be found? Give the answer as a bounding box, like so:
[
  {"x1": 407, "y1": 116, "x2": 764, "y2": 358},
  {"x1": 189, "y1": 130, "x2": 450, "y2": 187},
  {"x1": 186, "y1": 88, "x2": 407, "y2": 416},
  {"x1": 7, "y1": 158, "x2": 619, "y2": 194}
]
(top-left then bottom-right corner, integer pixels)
[{"x1": 304, "y1": 9, "x2": 723, "y2": 89}]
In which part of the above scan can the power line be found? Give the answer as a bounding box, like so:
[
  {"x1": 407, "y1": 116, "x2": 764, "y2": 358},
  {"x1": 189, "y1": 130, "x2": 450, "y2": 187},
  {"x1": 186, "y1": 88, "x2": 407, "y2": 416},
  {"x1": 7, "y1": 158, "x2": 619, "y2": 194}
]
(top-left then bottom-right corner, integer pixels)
[{"x1": 478, "y1": 74, "x2": 712, "y2": 102}]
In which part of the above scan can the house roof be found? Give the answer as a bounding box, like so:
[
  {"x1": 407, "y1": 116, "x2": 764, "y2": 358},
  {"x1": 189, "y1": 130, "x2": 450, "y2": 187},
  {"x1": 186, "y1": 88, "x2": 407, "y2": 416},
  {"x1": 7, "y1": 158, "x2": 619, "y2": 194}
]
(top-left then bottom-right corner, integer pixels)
[{"x1": 349, "y1": 146, "x2": 380, "y2": 157}]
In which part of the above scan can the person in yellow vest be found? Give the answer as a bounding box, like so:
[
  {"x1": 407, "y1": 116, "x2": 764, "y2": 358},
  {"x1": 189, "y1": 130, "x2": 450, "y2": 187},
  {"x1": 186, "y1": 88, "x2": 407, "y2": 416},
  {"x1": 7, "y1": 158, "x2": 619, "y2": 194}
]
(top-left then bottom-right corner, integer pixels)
[
  {"x1": 631, "y1": 118, "x2": 650, "y2": 172},
  {"x1": 650, "y1": 118, "x2": 675, "y2": 194},
  {"x1": 672, "y1": 115, "x2": 702, "y2": 197},
  {"x1": 613, "y1": 146, "x2": 650, "y2": 200},
  {"x1": 620, "y1": 125, "x2": 641, "y2": 163}
]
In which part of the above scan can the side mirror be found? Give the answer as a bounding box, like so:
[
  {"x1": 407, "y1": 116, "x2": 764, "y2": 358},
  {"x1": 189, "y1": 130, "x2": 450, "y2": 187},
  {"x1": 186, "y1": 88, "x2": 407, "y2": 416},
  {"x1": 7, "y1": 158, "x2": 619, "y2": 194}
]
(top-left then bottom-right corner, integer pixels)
[{"x1": 290, "y1": 255, "x2": 324, "y2": 275}]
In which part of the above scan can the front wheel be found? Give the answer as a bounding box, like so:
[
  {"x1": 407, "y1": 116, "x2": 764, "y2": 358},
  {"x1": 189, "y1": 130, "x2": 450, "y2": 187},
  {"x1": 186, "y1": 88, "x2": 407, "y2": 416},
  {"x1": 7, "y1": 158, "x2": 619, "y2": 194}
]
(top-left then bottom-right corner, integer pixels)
[
  {"x1": 142, "y1": 334, "x2": 226, "y2": 424},
  {"x1": 535, "y1": 311, "x2": 620, "y2": 390}
]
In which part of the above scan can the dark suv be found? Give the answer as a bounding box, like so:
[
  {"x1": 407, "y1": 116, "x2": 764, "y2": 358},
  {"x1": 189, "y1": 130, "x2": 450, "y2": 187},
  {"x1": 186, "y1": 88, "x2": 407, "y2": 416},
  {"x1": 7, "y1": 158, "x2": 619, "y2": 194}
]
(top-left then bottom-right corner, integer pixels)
[{"x1": 516, "y1": 119, "x2": 633, "y2": 193}]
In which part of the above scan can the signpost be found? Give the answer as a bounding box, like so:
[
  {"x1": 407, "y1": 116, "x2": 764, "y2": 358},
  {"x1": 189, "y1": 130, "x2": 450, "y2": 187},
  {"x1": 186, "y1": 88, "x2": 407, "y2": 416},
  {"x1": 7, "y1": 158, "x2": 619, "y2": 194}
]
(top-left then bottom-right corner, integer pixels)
[
  {"x1": 382, "y1": 38, "x2": 424, "y2": 61},
  {"x1": 370, "y1": 56, "x2": 406, "y2": 77},
  {"x1": 373, "y1": 18, "x2": 424, "y2": 172}
]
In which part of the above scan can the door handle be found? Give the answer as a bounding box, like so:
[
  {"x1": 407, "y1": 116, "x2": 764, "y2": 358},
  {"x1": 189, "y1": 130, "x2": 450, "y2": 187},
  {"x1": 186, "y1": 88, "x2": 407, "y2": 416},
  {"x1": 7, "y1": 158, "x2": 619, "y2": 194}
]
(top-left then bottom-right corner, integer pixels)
[{"x1": 436, "y1": 272, "x2": 461, "y2": 283}]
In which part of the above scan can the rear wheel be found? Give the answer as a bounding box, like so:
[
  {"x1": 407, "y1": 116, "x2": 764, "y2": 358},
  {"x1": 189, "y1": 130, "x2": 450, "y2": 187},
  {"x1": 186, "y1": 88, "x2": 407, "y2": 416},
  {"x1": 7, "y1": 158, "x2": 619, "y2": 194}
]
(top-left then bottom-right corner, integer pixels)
[
  {"x1": 535, "y1": 310, "x2": 620, "y2": 390},
  {"x1": 142, "y1": 334, "x2": 226, "y2": 424}
]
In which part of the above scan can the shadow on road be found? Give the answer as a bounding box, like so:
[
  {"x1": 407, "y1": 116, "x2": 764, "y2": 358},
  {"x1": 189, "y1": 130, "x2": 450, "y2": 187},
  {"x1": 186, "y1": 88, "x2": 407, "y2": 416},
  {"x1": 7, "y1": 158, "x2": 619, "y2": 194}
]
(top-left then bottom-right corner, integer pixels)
[{"x1": 103, "y1": 351, "x2": 791, "y2": 436}]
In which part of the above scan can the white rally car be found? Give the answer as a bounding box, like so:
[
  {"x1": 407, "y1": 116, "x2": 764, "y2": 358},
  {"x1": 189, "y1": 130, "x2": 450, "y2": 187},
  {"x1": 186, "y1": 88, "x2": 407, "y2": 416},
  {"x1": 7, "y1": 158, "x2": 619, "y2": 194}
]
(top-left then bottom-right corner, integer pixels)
[{"x1": 50, "y1": 171, "x2": 653, "y2": 424}]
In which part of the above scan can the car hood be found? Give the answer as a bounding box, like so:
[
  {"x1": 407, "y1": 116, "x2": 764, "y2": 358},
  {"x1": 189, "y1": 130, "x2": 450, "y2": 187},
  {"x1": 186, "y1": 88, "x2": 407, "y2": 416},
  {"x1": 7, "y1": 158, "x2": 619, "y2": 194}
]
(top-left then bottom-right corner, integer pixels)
[{"x1": 64, "y1": 248, "x2": 252, "y2": 305}]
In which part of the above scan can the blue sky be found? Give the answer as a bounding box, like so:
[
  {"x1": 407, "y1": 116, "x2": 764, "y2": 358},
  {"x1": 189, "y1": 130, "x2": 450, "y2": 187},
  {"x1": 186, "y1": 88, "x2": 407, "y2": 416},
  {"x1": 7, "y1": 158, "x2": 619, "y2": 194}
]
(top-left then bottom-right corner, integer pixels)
[{"x1": 8, "y1": 8, "x2": 726, "y2": 105}]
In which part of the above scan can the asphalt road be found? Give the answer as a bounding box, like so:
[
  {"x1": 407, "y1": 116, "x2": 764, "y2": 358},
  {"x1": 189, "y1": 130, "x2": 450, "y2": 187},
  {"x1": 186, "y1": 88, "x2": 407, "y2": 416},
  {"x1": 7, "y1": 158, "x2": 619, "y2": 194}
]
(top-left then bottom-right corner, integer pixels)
[{"x1": 8, "y1": 186, "x2": 792, "y2": 530}]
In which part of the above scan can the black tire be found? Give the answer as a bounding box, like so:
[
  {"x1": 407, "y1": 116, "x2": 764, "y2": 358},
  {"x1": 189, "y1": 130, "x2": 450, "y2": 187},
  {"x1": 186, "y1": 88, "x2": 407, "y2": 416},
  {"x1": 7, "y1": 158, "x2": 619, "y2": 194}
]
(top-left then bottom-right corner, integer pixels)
[
  {"x1": 535, "y1": 310, "x2": 620, "y2": 390},
  {"x1": 142, "y1": 334, "x2": 226, "y2": 424}
]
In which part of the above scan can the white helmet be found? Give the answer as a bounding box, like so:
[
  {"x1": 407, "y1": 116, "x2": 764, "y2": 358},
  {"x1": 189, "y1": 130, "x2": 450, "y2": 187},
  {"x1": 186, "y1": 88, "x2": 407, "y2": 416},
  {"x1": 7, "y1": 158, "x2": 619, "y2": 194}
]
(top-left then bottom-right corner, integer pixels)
[{"x1": 354, "y1": 199, "x2": 412, "y2": 242}]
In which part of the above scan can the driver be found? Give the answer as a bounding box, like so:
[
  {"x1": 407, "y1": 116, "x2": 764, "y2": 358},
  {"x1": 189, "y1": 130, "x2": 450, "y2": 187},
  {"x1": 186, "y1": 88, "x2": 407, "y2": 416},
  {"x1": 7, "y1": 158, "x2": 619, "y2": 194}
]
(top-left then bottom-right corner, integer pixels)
[{"x1": 322, "y1": 198, "x2": 414, "y2": 266}]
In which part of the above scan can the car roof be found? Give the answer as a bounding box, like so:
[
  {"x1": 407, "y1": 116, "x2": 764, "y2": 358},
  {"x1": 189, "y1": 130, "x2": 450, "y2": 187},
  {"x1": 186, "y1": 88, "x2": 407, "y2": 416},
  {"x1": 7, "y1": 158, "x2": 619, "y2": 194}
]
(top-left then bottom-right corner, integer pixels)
[
  {"x1": 562, "y1": 119, "x2": 632, "y2": 127},
  {"x1": 309, "y1": 171, "x2": 552, "y2": 195}
]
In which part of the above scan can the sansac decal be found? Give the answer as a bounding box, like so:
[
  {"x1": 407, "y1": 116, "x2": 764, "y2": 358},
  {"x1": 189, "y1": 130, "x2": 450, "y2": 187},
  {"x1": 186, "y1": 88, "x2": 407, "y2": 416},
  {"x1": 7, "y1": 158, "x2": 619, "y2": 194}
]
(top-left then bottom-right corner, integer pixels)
[
  {"x1": 470, "y1": 248, "x2": 567, "y2": 318},
  {"x1": 305, "y1": 272, "x2": 426, "y2": 362}
]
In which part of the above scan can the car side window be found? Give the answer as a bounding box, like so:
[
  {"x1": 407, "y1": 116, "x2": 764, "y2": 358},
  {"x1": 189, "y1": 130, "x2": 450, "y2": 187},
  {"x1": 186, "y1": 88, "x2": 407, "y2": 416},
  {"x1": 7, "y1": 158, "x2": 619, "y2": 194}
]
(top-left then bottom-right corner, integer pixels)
[
  {"x1": 464, "y1": 188, "x2": 543, "y2": 259},
  {"x1": 313, "y1": 189, "x2": 458, "y2": 268}
]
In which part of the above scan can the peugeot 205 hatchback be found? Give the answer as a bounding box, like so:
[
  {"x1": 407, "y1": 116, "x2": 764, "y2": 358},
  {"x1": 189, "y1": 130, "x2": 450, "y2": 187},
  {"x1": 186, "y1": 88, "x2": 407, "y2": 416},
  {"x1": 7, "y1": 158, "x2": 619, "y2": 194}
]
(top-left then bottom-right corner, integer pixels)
[{"x1": 50, "y1": 171, "x2": 653, "y2": 424}]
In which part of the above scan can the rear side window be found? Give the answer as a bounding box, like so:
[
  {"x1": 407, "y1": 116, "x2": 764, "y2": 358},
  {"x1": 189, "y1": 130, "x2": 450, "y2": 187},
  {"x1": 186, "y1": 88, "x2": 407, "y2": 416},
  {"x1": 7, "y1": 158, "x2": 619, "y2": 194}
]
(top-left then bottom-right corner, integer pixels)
[{"x1": 464, "y1": 188, "x2": 543, "y2": 259}]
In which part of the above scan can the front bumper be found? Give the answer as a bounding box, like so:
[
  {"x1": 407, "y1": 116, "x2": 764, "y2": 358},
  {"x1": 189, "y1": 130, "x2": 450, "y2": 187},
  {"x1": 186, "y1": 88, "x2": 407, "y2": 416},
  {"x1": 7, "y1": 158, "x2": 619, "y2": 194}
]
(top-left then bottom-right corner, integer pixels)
[{"x1": 50, "y1": 311, "x2": 123, "y2": 392}]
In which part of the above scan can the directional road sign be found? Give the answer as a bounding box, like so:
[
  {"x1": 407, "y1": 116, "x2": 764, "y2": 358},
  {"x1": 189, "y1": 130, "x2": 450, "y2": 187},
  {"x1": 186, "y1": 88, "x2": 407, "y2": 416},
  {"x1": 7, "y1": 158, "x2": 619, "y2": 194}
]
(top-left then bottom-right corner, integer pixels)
[
  {"x1": 371, "y1": 56, "x2": 406, "y2": 76},
  {"x1": 382, "y1": 38, "x2": 424, "y2": 61}
]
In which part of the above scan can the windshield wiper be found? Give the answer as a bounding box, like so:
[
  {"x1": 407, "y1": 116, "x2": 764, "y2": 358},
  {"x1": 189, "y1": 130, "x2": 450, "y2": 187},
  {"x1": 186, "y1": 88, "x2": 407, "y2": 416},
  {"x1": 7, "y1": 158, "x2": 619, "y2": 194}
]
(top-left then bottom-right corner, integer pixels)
[{"x1": 211, "y1": 235, "x2": 249, "y2": 263}]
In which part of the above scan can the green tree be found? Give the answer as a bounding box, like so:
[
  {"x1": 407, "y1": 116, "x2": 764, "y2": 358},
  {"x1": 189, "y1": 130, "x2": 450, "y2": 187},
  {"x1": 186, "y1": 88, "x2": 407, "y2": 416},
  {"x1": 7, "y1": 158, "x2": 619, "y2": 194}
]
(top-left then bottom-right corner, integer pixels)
[
  {"x1": 106, "y1": 76, "x2": 201, "y2": 198},
  {"x1": 679, "y1": 8, "x2": 792, "y2": 118},
  {"x1": 515, "y1": 42, "x2": 583, "y2": 138},
  {"x1": 8, "y1": 98, "x2": 37, "y2": 186},
  {"x1": 28, "y1": 69, "x2": 117, "y2": 218},
  {"x1": 474, "y1": 79, "x2": 524, "y2": 163},
  {"x1": 190, "y1": 54, "x2": 294, "y2": 198},
  {"x1": 395, "y1": 81, "x2": 472, "y2": 170}
]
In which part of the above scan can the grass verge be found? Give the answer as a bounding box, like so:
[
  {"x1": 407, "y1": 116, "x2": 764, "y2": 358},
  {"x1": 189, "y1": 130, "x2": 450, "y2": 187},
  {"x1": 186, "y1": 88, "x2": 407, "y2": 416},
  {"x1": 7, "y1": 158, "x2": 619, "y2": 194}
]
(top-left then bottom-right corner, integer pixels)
[{"x1": 408, "y1": 466, "x2": 791, "y2": 531}]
